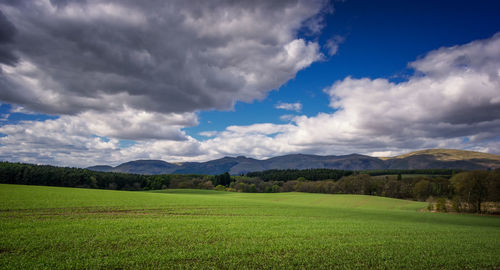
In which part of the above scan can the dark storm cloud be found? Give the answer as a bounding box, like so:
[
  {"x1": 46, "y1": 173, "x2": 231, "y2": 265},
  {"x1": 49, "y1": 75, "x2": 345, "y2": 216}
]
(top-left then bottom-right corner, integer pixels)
[
  {"x1": 0, "y1": 0, "x2": 326, "y2": 115},
  {"x1": 0, "y1": 10, "x2": 17, "y2": 65}
]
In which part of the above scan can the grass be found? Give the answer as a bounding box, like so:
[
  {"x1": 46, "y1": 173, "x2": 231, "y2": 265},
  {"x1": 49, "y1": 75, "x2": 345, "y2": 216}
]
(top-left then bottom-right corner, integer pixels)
[{"x1": 1, "y1": 184, "x2": 499, "y2": 269}]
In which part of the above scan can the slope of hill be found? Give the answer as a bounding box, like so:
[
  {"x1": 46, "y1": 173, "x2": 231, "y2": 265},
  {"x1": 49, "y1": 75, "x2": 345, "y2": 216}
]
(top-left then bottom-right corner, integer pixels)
[
  {"x1": 113, "y1": 160, "x2": 179, "y2": 175},
  {"x1": 172, "y1": 157, "x2": 241, "y2": 175},
  {"x1": 87, "y1": 149, "x2": 500, "y2": 175},
  {"x1": 391, "y1": 149, "x2": 500, "y2": 160},
  {"x1": 387, "y1": 149, "x2": 500, "y2": 169},
  {"x1": 88, "y1": 160, "x2": 180, "y2": 175},
  {"x1": 3, "y1": 184, "x2": 499, "y2": 269}
]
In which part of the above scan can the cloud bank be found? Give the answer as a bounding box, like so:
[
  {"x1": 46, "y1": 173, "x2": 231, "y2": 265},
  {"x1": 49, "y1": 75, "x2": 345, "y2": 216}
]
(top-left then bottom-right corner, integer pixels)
[
  {"x1": 0, "y1": 1, "x2": 499, "y2": 167},
  {"x1": 0, "y1": 0, "x2": 328, "y2": 163},
  {"x1": 0, "y1": 0, "x2": 325, "y2": 116}
]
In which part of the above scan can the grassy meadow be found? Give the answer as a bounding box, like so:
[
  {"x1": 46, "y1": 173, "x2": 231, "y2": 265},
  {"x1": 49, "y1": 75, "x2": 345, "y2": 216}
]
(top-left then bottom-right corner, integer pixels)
[{"x1": 1, "y1": 184, "x2": 499, "y2": 269}]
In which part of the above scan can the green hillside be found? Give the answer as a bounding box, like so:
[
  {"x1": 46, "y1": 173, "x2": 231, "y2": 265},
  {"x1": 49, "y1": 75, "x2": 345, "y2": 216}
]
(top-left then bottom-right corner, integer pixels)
[{"x1": 1, "y1": 184, "x2": 499, "y2": 269}]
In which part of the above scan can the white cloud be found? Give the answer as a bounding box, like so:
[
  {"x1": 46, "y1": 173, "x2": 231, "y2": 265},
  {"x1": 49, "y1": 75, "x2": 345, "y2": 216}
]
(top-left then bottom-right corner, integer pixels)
[
  {"x1": 282, "y1": 33, "x2": 500, "y2": 153},
  {"x1": 275, "y1": 102, "x2": 303, "y2": 112},
  {"x1": 370, "y1": 151, "x2": 404, "y2": 158},
  {"x1": 202, "y1": 33, "x2": 500, "y2": 158},
  {"x1": 324, "y1": 35, "x2": 345, "y2": 56},
  {"x1": 0, "y1": 107, "x2": 200, "y2": 166},
  {"x1": 225, "y1": 123, "x2": 294, "y2": 136},
  {"x1": 81, "y1": 109, "x2": 198, "y2": 141},
  {"x1": 279, "y1": 114, "x2": 296, "y2": 121},
  {"x1": 199, "y1": 131, "x2": 219, "y2": 138},
  {"x1": 1, "y1": 30, "x2": 499, "y2": 167},
  {"x1": 0, "y1": 0, "x2": 328, "y2": 162},
  {"x1": 0, "y1": 0, "x2": 330, "y2": 165}
]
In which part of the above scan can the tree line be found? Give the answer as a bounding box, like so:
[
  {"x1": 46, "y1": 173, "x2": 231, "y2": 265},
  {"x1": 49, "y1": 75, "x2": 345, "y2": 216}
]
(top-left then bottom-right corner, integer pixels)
[
  {"x1": 1, "y1": 162, "x2": 498, "y2": 213},
  {"x1": 246, "y1": 168, "x2": 456, "y2": 181},
  {"x1": 0, "y1": 162, "x2": 207, "y2": 191},
  {"x1": 233, "y1": 171, "x2": 499, "y2": 213},
  {"x1": 246, "y1": 169, "x2": 353, "y2": 181}
]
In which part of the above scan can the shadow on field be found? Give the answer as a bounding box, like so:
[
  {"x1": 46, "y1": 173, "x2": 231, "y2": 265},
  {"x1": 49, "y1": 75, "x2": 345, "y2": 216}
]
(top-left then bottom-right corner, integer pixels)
[{"x1": 346, "y1": 207, "x2": 500, "y2": 229}]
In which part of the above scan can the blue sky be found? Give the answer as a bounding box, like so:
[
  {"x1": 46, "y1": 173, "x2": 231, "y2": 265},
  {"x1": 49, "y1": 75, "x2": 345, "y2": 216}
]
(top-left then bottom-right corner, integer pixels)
[
  {"x1": 0, "y1": 0, "x2": 499, "y2": 167},
  {"x1": 187, "y1": 0, "x2": 500, "y2": 138}
]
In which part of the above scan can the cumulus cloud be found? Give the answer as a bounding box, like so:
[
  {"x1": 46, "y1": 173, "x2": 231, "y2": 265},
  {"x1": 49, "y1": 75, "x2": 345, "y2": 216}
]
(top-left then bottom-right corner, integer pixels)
[
  {"x1": 1, "y1": 27, "x2": 499, "y2": 166},
  {"x1": 0, "y1": 118, "x2": 201, "y2": 167},
  {"x1": 0, "y1": 0, "x2": 325, "y2": 116},
  {"x1": 1, "y1": 108, "x2": 196, "y2": 141},
  {"x1": 286, "y1": 33, "x2": 500, "y2": 153},
  {"x1": 325, "y1": 33, "x2": 500, "y2": 138},
  {"x1": 0, "y1": 107, "x2": 200, "y2": 166},
  {"x1": 275, "y1": 102, "x2": 303, "y2": 112},
  {"x1": 0, "y1": 0, "x2": 331, "y2": 166},
  {"x1": 200, "y1": 123, "x2": 297, "y2": 158},
  {"x1": 202, "y1": 33, "x2": 500, "y2": 158},
  {"x1": 0, "y1": 0, "x2": 330, "y2": 166}
]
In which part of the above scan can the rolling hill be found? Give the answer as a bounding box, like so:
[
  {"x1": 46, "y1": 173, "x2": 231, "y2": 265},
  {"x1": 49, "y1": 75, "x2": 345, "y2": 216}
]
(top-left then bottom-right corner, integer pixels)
[
  {"x1": 2, "y1": 184, "x2": 499, "y2": 269},
  {"x1": 87, "y1": 149, "x2": 500, "y2": 175}
]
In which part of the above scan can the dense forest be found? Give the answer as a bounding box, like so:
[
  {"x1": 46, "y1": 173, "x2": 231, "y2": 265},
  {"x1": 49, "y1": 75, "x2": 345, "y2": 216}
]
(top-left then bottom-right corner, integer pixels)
[
  {"x1": 0, "y1": 162, "x2": 207, "y2": 191},
  {"x1": 1, "y1": 162, "x2": 498, "y2": 213},
  {"x1": 247, "y1": 168, "x2": 458, "y2": 181},
  {"x1": 246, "y1": 169, "x2": 353, "y2": 181}
]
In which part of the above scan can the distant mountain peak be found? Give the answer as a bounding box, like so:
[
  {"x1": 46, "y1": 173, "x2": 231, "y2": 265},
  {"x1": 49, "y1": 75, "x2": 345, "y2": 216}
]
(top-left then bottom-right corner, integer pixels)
[{"x1": 87, "y1": 149, "x2": 500, "y2": 175}]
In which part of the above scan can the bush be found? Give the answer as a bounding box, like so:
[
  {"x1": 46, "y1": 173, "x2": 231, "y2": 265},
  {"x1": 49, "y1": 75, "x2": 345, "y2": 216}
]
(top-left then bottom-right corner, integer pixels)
[
  {"x1": 452, "y1": 196, "x2": 462, "y2": 212},
  {"x1": 436, "y1": 197, "x2": 447, "y2": 212}
]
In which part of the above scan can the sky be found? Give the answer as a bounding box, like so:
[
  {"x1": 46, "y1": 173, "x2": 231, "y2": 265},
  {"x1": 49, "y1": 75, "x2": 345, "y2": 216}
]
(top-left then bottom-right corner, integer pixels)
[{"x1": 0, "y1": 0, "x2": 499, "y2": 167}]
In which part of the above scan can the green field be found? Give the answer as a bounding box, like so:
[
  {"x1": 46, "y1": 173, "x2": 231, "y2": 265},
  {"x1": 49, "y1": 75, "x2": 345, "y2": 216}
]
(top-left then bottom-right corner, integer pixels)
[{"x1": 1, "y1": 184, "x2": 499, "y2": 269}]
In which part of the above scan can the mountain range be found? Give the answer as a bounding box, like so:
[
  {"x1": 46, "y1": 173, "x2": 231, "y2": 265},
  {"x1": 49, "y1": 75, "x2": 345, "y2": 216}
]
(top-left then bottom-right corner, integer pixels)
[{"x1": 87, "y1": 149, "x2": 500, "y2": 175}]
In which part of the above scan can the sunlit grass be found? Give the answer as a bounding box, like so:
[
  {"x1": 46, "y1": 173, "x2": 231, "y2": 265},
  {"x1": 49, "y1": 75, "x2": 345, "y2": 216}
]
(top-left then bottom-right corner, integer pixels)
[{"x1": 1, "y1": 184, "x2": 499, "y2": 269}]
